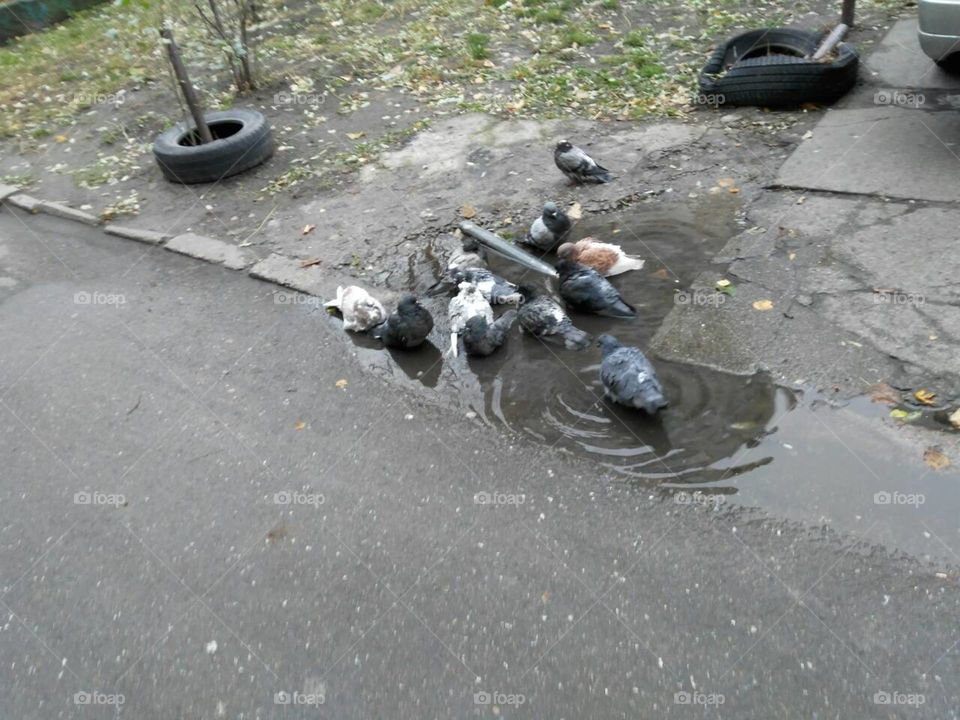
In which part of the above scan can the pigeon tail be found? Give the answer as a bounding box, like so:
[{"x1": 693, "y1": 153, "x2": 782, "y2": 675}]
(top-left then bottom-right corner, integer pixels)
[
  {"x1": 598, "y1": 298, "x2": 637, "y2": 319},
  {"x1": 323, "y1": 286, "x2": 345, "y2": 310},
  {"x1": 450, "y1": 332, "x2": 459, "y2": 358}
]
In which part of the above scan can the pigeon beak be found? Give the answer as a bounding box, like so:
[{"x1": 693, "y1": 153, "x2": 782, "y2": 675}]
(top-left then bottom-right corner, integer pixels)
[{"x1": 459, "y1": 222, "x2": 559, "y2": 278}]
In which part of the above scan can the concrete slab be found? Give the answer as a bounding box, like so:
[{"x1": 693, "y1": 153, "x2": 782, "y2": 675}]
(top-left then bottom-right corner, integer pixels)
[
  {"x1": 0, "y1": 184, "x2": 18, "y2": 201},
  {"x1": 103, "y1": 224, "x2": 171, "y2": 245},
  {"x1": 864, "y1": 18, "x2": 960, "y2": 90},
  {"x1": 34, "y1": 199, "x2": 99, "y2": 225},
  {"x1": 166, "y1": 232, "x2": 254, "y2": 270},
  {"x1": 248, "y1": 253, "x2": 397, "y2": 306},
  {"x1": 5, "y1": 193, "x2": 40, "y2": 212},
  {"x1": 775, "y1": 106, "x2": 960, "y2": 202}
]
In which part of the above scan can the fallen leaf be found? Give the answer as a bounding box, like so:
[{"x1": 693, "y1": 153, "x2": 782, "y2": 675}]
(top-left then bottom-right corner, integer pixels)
[
  {"x1": 728, "y1": 187, "x2": 740, "y2": 194},
  {"x1": 716, "y1": 279, "x2": 731, "y2": 288},
  {"x1": 867, "y1": 382, "x2": 900, "y2": 405},
  {"x1": 568, "y1": 202, "x2": 582, "y2": 220},
  {"x1": 300, "y1": 258, "x2": 322, "y2": 268},
  {"x1": 914, "y1": 389, "x2": 937, "y2": 406},
  {"x1": 752, "y1": 299, "x2": 774, "y2": 311},
  {"x1": 652, "y1": 268, "x2": 670, "y2": 280},
  {"x1": 302, "y1": 224, "x2": 316, "y2": 235},
  {"x1": 950, "y1": 408, "x2": 960, "y2": 430},
  {"x1": 54, "y1": 134, "x2": 68, "y2": 143},
  {"x1": 294, "y1": 421, "x2": 306, "y2": 430},
  {"x1": 346, "y1": 131, "x2": 366, "y2": 140},
  {"x1": 788, "y1": 252, "x2": 797, "y2": 261},
  {"x1": 335, "y1": 378, "x2": 348, "y2": 389},
  {"x1": 890, "y1": 409, "x2": 921, "y2": 422},
  {"x1": 460, "y1": 204, "x2": 477, "y2": 219},
  {"x1": 924, "y1": 447, "x2": 951, "y2": 471},
  {"x1": 715, "y1": 279, "x2": 735, "y2": 296},
  {"x1": 716, "y1": 177, "x2": 736, "y2": 188}
]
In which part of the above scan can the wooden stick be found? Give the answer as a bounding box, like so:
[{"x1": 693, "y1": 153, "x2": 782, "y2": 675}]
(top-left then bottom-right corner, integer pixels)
[
  {"x1": 161, "y1": 28, "x2": 214, "y2": 144},
  {"x1": 811, "y1": 23, "x2": 848, "y2": 60}
]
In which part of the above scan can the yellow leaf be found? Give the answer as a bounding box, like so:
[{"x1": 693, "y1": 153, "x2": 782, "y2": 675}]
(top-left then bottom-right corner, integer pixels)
[
  {"x1": 914, "y1": 389, "x2": 936, "y2": 406},
  {"x1": 294, "y1": 421, "x2": 306, "y2": 430},
  {"x1": 924, "y1": 447, "x2": 951, "y2": 471},
  {"x1": 752, "y1": 300, "x2": 774, "y2": 311},
  {"x1": 302, "y1": 224, "x2": 316, "y2": 235},
  {"x1": 54, "y1": 134, "x2": 68, "y2": 143},
  {"x1": 460, "y1": 204, "x2": 477, "y2": 219},
  {"x1": 335, "y1": 378, "x2": 348, "y2": 389},
  {"x1": 716, "y1": 279, "x2": 731, "y2": 288},
  {"x1": 949, "y1": 408, "x2": 960, "y2": 430},
  {"x1": 346, "y1": 131, "x2": 365, "y2": 140},
  {"x1": 716, "y1": 177, "x2": 736, "y2": 187}
]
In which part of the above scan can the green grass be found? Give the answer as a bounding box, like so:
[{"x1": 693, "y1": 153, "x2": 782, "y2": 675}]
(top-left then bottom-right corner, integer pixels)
[{"x1": 466, "y1": 32, "x2": 491, "y2": 60}]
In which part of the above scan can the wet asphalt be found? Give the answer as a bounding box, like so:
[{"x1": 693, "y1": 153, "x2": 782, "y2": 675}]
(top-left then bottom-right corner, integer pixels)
[{"x1": 1, "y1": 208, "x2": 959, "y2": 719}]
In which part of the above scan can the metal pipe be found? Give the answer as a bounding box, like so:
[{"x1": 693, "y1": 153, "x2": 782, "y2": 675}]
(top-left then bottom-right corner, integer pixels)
[
  {"x1": 459, "y1": 222, "x2": 559, "y2": 278},
  {"x1": 811, "y1": 23, "x2": 849, "y2": 60}
]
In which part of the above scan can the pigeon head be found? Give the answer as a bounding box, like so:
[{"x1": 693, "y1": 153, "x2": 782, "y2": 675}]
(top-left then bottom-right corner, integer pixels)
[
  {"x1": 461, "y1": 235, "x2": 480, "y2": 252},
  {"x1": 542, "y1": 201, "x2": 560, "y2": 219},
  {"x1": 554, "y1": 259, "x2": 582, "y2": 277},
  {"x1": 640, "y1": 388, "x2": 669, "y2": 415},
  {"x1": 597, "y1": 334, "x2": 622, "y2": 355},
  {"x1": 397, "y1": 293, "x2": 419, "y2": 312},
  {"x1": 555, "y1": 141, "x2": 573, "y2": 153},
  {"x1": 556, "y1": 242, "x2": 576, "y2": 260},
  {"x1": 516, "y1": 283, "x2": 540, "y2": 301},
  {"x1": 463, "y1": 315, "x2": 489, "y2": 336},
  {"x1": 447, "y1": 268, "x2": 466, "y2": 284}
]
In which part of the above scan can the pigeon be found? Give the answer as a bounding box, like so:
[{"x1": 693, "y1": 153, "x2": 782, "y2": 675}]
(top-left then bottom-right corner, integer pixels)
[
  {"x1": 448, "y1": 282, "x2": 493, "y2": 357},
  {"x1": 597, "y1": 334, "x2": 668, "y2": 414},
  {"x1": 517, "y1": 285, "x2": 591, "y2": 350},
  {"x1": 556, "y1": 259, "x2": 636, "y2": 318},
  {"x1": 447, "y1": 235, "x2": 486, "y2": 272},
  {"x1": 371, "y1": 294, "x2": 434, "y2": 349},
  {"x1": 463, "y1": 309, "x2": 518, "y2": 357},
  {"x1": 444, "y1": 268, "x2": 522, "y2": 305},
  {"x1": 554, "y1": 141, "x2": 612, "y2": 184},
  {"x1": 323, "y1": 285, "x2": 387, "y2": 332},
  {"x1": 522, "y1": 201, "x2": 571, "y2": 252},
  {"x1": 556, "y1": 238, "x2": 644, "y2": 277}
]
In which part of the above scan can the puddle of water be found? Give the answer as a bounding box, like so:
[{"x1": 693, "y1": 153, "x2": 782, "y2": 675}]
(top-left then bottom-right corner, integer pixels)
[{"x1": 329, "y1": 198, "x2": 960, "y2": 559}]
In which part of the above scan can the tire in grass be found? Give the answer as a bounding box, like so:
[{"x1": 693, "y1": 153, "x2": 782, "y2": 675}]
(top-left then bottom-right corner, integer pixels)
[
  {"x1": 153, "y1": 108, "x2": 274, "y2": 184},
  {"x1": 699, "y1": 28, "x2": 859, "y2": 108}
]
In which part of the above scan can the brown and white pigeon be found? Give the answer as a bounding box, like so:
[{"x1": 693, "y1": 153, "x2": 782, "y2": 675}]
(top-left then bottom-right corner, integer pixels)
[{"x1": 556, "y1": 238, "x2": 644, "y2": 277}]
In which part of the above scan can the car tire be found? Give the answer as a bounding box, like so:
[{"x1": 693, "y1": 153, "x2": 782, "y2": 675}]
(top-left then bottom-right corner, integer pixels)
[
  {"x1": 699, "y1": 28, "x2": 859, "y2": 107},
  {"x1": 153, "y1": 108, "x2": 274, "y2": 184}
]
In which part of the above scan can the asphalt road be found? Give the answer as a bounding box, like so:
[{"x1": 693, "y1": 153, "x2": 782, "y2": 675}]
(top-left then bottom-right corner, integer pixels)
[{"x1": 1, "y1": 208, "x2": 958, "y2": 719}]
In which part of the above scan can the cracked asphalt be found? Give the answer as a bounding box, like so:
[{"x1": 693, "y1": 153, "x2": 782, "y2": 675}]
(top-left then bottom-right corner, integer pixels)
[{"x1": 2, "y1": 206, "x2": 960, "y2": 719}]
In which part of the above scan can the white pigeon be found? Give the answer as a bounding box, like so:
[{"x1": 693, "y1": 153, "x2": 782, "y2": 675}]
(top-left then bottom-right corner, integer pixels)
[
  {"x1": 324, "y1": 285, "x2": 387, "y2": 332},
  {"x1": 447, "y1": 281, "x2": 493, "y2": 357}
]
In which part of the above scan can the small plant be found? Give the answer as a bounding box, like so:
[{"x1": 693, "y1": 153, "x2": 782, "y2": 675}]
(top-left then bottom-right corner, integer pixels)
[
  {"x1": 466, "y1": 32, "x2": 491, "y2": 60},
  {"x1": 194, "y1": 0, "x2": 258, "y2": 92}
]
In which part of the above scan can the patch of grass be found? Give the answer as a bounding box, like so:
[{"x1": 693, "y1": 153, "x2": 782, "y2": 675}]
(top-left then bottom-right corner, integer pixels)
[
  {"x1": 623, "y1": 30, "x2": 648, "y2": 48},
  {"x1": 558, "y1": 26, "x2": 597, "y2": 48},
  {"x1": 358, "y1": 2, "x2": 387, "y2": 21},
  {"x1": 466, "y1": 32, "x2": 491, "y2": 60},
  {"x1": 601, "y1": 0, "x2": 619, "y2": 8},
  {"x1": 2, "y1": 172, "x2": 34, "y2": 188}
]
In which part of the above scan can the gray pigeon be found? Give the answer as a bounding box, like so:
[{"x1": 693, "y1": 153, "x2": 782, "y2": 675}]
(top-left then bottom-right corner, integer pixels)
[
  {"x1": 463, "y1": 310, "x2": 518, "y2": 357},
  {"x1": 522, "y1": 201, "x2": 571, "y2": 252},
  {"x1": 597, "y1": 334, "x2": 667, "y2": 414},
  {"x1": 371, "y1": 294, "x2": 434, "y2": 349},
  {"x1": 517, "y1": 285, "x2": 591, "y2": 350},
  {"x1": 554, "y1": 141, "x2": 612, "y2": 184},
  {"x1": 556, "y1": 259, "x2": 636, "y2": 318}
]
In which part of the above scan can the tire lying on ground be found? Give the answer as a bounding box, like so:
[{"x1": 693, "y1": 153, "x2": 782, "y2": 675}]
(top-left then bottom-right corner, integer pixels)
[
  {"x1": 153, "y1": 108, "x2": 274, "y2": 184},
  {"x1": 699, "y1": 28, "x2": 858, "y2": 108}
]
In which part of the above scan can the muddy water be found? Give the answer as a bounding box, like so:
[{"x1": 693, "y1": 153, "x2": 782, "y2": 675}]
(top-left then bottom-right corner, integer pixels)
[{"x1": 331, "y1": 197, "x2": 960, "y2": 558}]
